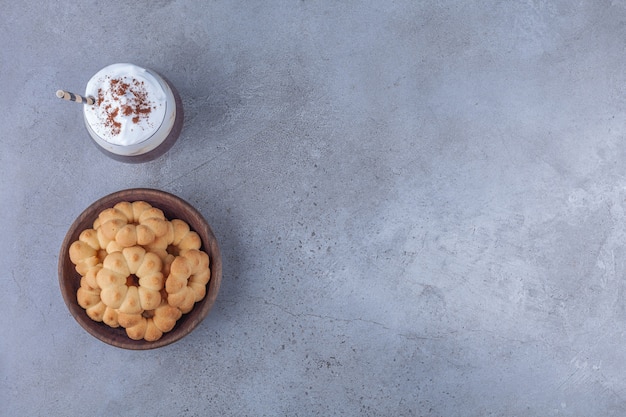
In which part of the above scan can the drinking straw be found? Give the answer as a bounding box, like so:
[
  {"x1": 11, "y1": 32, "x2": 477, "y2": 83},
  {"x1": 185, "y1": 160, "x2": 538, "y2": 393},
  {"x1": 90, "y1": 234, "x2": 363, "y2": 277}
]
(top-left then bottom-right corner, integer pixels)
[{"x1": 56, "y1": 90, "x2": 96, "y2": 105}]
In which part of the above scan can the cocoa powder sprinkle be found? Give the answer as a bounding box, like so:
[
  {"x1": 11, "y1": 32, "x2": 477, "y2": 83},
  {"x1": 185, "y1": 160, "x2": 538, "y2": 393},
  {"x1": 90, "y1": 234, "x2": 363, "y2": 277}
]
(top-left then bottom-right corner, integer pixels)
[{"x1": 96, "y1": 75, "x2": 154, "y2": 136}]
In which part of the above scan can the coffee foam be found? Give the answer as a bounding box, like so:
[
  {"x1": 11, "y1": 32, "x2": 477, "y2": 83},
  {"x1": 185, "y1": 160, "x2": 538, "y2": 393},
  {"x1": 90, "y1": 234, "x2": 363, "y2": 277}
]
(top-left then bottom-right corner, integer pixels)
[{"x1": 84, "y1": 64, "x2": 167, "y2": 146}]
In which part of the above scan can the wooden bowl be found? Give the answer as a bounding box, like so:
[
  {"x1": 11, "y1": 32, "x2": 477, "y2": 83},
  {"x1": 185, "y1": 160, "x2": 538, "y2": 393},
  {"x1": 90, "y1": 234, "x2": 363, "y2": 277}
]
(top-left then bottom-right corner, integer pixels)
[{"x1": 58, "y1": 188, "x2": 222, "y2": 349}]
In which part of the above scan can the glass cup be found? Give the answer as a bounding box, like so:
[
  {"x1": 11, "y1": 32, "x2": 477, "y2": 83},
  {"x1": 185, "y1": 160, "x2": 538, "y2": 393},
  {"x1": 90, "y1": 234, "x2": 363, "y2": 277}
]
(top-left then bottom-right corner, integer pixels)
[{"x1": 83, "y1": 63, "x2": 183, "y2": 163}]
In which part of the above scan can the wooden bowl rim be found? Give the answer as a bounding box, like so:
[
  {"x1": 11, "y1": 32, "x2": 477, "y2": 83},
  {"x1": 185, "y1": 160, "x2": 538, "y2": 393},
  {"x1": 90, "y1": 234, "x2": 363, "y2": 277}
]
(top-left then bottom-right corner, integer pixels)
[{"x1": 58, "y1": 188, "x2": 222, "y2": 350}]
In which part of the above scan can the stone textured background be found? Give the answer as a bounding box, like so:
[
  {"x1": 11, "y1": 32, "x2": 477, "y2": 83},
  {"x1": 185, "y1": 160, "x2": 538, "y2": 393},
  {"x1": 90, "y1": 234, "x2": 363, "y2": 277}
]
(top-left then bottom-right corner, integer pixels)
[{"x1": 3, "y1": 1, "x2": 626, "y2": 415}]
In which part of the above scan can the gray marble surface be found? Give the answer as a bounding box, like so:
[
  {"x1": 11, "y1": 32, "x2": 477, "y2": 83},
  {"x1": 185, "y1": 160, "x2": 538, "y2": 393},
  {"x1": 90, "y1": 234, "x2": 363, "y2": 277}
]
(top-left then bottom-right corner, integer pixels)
[{"x1": 3, "y1": 1, "x2": 626, "y2": 415}]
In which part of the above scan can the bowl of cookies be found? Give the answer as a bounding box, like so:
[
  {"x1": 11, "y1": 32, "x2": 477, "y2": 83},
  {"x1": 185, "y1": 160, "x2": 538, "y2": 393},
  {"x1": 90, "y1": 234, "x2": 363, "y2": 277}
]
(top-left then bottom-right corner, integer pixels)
[{"x1": 58, "y1": 188, "x2": 222, "y2": 349}]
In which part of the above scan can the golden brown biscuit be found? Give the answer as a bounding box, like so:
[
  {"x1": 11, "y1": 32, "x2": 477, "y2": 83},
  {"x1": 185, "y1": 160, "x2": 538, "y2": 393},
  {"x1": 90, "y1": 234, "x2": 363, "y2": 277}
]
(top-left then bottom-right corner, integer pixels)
[{"x1": 69, "y1": 200, "x2": 211, "y2": 341}]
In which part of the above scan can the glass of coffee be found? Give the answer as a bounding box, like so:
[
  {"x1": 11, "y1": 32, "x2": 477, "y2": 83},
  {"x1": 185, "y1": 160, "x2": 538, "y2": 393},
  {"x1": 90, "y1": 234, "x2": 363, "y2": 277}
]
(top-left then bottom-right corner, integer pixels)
[{"x1": 82, "y1": 63, "x2": 183, "y2": 163}]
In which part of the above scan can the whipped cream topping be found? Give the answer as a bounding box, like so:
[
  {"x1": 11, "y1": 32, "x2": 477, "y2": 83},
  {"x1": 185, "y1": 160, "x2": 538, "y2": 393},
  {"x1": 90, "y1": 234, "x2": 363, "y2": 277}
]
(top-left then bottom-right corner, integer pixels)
[{"x1": 84, "y1": 64, "x2": 167, "y2": 146}]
